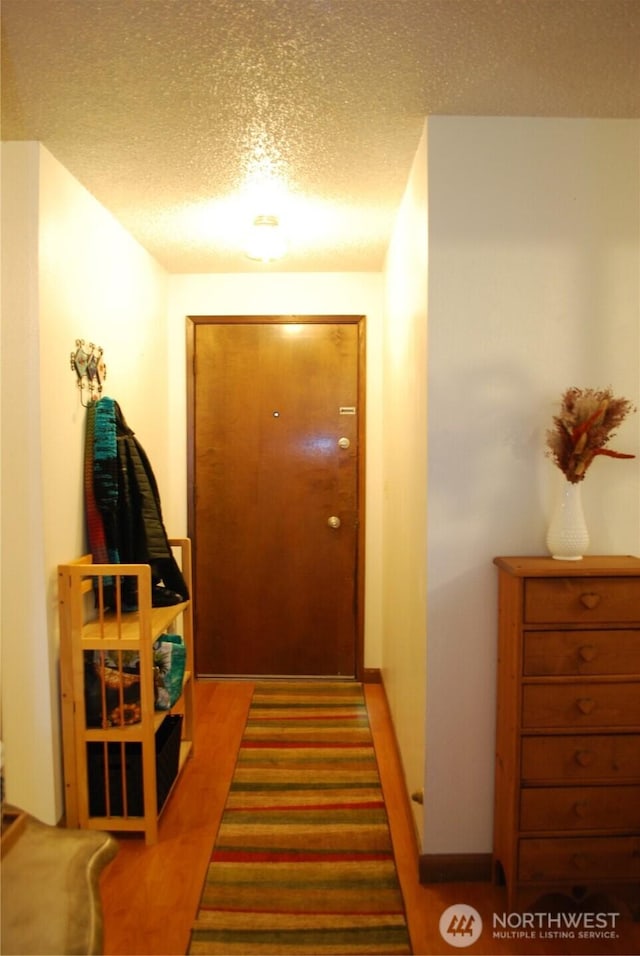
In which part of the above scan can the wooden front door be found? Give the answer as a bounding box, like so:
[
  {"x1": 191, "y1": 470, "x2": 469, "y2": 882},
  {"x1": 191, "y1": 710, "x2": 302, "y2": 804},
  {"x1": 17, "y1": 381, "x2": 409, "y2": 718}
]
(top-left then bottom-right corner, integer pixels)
[{"x1": 189, "y1": 317, "x2": 364, "y2": 677}]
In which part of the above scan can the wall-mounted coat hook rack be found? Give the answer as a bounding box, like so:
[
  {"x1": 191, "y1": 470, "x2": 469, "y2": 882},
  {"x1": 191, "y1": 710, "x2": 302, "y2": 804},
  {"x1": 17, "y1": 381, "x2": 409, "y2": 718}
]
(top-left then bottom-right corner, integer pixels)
[{"x1": 70, "y1": 340, "x2": 106, "y2": 406}]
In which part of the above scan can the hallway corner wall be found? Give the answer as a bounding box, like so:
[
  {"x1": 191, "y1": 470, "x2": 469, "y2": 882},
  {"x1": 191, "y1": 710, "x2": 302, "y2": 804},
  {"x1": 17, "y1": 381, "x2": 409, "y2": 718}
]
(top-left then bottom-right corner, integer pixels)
[
  {"x1": 1, "y1": 143, "x2": 169, "y2": 823},
  {"x1": 1, "y1": 142, "x2": 53, "y2": 823},
  {"x1": 425, "y1": 116, "x2": 640, "y2": 856},
  {"x1": 381, "y1": 122, "x2": 429, "y2": 845}
]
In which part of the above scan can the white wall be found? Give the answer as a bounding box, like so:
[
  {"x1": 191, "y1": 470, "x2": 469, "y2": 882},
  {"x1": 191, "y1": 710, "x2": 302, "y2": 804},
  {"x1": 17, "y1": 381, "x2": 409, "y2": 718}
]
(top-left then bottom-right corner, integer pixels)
[
  {"x1": 1, "y1": 144, "x2": 52, "y2": 821},
  {"x1": 381, "y1": 125, "x2": 428, "y2": 842},
  {"x1": 425, "y1": 117, "x2": 640, "y2": 854},
  {"x1": 166, "y1": 274, "x2": 385, "y2": 669},
  {"x1": 1, "y1": 144, "x2": 168, "y2": 822}
]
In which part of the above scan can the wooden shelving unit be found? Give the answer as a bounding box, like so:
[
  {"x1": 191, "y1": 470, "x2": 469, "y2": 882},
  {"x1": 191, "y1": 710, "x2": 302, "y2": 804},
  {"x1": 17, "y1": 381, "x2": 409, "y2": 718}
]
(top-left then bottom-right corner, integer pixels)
[{"x1": 58, "y1": 538, "x2": 194, "y2": 845}]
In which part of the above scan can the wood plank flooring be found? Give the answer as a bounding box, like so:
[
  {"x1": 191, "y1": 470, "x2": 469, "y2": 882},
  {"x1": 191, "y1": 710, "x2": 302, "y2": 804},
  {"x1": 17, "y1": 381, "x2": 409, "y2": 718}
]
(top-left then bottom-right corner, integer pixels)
[{"x1": 100, "y1": 681, "x2": 640, "y2": 955}]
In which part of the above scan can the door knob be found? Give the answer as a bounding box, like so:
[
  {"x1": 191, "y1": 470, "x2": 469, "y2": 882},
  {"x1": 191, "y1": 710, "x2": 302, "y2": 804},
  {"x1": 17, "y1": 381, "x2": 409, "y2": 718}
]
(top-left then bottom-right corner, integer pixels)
[
  {"x1": 338, "y1": 437, "x2": 351, "y2": 449},
  {"x1": 327, "y1": 516, "x2": 341, "y2": 529}
]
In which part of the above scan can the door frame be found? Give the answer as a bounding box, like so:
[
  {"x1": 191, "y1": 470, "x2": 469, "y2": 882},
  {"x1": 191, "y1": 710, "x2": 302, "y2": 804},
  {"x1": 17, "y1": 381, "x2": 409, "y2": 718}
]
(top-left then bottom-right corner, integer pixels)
[{"x1": 186, "y1": 314, "x2": 367, "y2": 680}]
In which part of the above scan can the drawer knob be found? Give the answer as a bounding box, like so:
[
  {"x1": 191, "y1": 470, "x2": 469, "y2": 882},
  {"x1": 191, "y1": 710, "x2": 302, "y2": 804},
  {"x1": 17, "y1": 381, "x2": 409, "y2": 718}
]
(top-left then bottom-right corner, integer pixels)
[
  {"x1": 575, "y1": 750, "x2": 594, "y2": 767},
  {"x1": 578, "y1": 644, "x2": 597, "y2": 662},
  {"x1": 573, "y1": 800, "x2": 588, "y2": 818},
  {"x1": 577, "y1": 697, "x2": 596, "y2": 715},
  {"x1": 580, "y1": 592, "x2": 601, "y2": 610}
]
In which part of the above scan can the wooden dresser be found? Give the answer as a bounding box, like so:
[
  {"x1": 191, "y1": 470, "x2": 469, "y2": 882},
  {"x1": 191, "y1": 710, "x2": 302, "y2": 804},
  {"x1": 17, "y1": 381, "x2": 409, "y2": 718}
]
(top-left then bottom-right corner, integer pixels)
[{"x1": 493, "y1": 555, "x2": 640, "y2": 915}]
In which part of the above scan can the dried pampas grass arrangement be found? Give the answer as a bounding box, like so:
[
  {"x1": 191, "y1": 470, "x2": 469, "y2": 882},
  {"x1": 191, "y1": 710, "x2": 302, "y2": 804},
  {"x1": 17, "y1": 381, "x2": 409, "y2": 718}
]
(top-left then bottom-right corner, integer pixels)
[{"x1": 546, "y1": 386, "x2": 636, "y2": 484}]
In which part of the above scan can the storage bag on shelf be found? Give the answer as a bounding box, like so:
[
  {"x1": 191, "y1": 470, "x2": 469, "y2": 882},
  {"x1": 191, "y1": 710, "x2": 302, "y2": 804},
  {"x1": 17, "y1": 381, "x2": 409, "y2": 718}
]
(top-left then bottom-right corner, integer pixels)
[
  {"x1": 153, "y1": 634, "x2": 186, "y2": 711},
  {"x1": 84, "y1": 651, "x2": 141, "y2": 727},
  {"x1": 87, "y1": 714, "x2": 183, "y2": 816}
]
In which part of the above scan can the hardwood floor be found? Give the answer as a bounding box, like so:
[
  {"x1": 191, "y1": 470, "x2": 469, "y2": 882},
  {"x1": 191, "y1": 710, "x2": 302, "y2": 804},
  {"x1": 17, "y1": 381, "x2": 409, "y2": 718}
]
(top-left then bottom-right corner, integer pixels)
[{"x1": 100, "y1": 681, "x2": 640, "y2": 955}]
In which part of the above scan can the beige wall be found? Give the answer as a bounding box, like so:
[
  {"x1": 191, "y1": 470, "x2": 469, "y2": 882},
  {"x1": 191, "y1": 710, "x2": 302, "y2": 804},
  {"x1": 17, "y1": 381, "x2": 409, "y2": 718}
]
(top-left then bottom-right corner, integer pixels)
[
  {"x1": 381, "y1": 125, "x2": 428, "y2": 843},
  {"x1": 1, "y1": 143, "x2": 52, "y2": 821}
]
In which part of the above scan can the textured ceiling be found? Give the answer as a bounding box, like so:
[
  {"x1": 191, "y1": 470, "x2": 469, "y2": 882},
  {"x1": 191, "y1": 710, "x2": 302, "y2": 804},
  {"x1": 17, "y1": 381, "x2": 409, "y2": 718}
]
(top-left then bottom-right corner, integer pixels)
[{"x1": 2, "y1": 0, "x2": 639, "y2": 273}]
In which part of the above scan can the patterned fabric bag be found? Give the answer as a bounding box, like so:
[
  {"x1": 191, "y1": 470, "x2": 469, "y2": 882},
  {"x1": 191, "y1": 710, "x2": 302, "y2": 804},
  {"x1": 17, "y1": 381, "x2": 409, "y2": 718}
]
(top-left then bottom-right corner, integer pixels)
[
  {"x1": 153, "y1": 634, "x2": 186, "y2": 710},
  {"x1": 84, "y1": 651, "x2": 141, "y2": 727}
]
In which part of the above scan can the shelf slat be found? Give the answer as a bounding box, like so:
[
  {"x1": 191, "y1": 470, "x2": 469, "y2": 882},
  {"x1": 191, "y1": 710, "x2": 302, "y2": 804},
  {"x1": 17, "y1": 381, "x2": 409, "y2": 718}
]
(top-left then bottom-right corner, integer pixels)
[{"x1": 80, "y1": 602, "x2": 189, "y2": 645}]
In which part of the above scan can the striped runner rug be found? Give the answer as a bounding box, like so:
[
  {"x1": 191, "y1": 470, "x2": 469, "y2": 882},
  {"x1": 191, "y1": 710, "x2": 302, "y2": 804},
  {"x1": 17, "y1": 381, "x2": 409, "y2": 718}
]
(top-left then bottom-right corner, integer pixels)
[{"x1": 188, "y1": 681, "x2": 412, "y2": 955}]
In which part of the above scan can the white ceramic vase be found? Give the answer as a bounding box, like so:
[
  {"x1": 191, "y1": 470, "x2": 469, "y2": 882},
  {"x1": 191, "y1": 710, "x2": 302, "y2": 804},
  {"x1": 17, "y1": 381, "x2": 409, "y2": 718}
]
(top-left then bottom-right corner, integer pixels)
[{"x1": 546, "y1": 478, "x2": 589, "y2": 560}]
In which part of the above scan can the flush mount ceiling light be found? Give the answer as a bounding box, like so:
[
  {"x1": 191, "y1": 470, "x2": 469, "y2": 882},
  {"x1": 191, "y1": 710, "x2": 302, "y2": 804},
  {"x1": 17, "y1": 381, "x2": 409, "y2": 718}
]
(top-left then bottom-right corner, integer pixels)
[{"x1": 245, "y1": 215, "x2": 287, "y2": 262}]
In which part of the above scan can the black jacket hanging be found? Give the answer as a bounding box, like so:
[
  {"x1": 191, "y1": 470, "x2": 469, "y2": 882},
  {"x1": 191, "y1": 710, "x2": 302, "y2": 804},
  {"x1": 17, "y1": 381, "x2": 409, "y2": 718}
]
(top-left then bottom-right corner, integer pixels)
[
  {"x1": 114, "y1": 402, "x2": 189, "y2": 605},
  {"x1": 88, "y1": 397, "x2": 189, "y2": 608}
]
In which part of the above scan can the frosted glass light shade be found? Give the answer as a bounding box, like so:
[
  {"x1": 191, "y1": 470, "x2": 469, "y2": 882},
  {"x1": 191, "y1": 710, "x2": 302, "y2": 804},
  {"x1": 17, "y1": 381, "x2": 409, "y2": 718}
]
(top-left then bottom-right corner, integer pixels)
[{"x1": 245, "y1": 215, "x2": 287, "y2": 261}]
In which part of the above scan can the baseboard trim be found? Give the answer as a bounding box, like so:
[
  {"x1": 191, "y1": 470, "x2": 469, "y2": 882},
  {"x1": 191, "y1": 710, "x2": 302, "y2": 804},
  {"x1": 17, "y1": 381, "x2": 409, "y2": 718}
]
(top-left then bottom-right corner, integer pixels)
[
  {"x1": 419, "y1": 853, "x2": 492, "y2": 884},
  {"x1": 361, "y1": 668, "x2": 382, "y2": 684}
]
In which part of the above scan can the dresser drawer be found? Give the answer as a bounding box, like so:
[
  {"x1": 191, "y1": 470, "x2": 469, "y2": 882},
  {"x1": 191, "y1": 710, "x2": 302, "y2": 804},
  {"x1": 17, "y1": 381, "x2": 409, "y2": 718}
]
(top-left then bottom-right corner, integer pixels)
[
  {"x1": 522, "y1": 682, "x2": 640, "y2": 728},
  {"x1": 521, "y1": 734, "x2": 640, "y2": 782},
  {"x1": 523, "y1": 630, "x2": 640, "y2": 677},
  {"x1": 520, "y1": 785, "x2": 640, "y2": 831},
  {"x1": 524, "y1": 577, "x2": 640, "y2": 624},
  {"x1": 518, "y1": 836, "x2": 640, "y2": 882}
]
